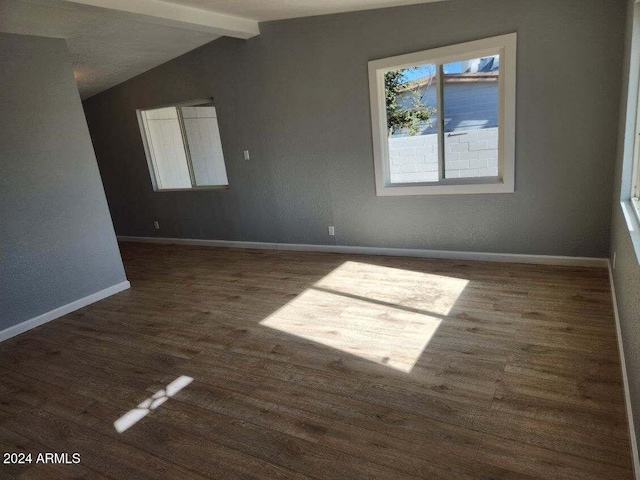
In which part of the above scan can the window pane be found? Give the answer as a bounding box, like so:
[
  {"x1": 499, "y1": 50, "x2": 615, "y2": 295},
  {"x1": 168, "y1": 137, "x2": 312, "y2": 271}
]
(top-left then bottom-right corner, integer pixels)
[
  {"x1": 180, "y1": 106, "x2": 229, "y2": 186},
  {"x1": 443, "y1": 56, "x2": 499, "y2": 179},
  {"x1": 142, "y1": 107, "x2": 191, "y2": 189},
  {"x1": 385, "y1": 64, "x2": 439, "y2": 184}
]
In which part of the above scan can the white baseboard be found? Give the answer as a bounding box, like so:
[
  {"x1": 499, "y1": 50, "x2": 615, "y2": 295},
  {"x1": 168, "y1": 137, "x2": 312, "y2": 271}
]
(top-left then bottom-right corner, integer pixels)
[
  {"x1": 608, "y1": 262, "x2": 640, "y2": 480},
  {"x1": 0, "y1": 281, "x2": 131, "y2": 344},
  {"x1": 117, "y1": 236, "x2": 608, "y2": 268}
]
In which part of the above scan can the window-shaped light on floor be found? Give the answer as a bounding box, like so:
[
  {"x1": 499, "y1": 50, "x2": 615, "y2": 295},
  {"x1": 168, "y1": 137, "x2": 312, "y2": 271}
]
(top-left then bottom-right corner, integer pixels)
[
  {"x1": 113, "y1": 375, "x2": 194, "y2": 433},
  {"x1": 260, "y1": 262, "x2": 469, "y2": 373}
]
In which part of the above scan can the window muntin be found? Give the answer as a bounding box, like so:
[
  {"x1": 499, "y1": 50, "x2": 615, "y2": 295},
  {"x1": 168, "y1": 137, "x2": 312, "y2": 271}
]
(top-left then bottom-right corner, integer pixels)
[
  {"x1": 369, "y1": 34, "x2": 516, "y2": 196},
  {"x1": 138, "y1": 100, "x2": 229, "y2": 191}
]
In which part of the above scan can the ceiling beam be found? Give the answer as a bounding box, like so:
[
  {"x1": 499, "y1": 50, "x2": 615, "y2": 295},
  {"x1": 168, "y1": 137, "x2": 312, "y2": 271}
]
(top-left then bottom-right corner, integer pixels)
[{"x1": 63, "y1": 0, "x2": 260, "y2": 39}]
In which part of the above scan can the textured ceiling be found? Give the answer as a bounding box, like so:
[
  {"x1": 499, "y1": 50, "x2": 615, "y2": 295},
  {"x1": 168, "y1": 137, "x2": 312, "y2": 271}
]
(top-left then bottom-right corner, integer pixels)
[
  {"x1": 0, "y1": 0, "x2": 445, "y2": 99},
  {"x1": 0, "y1": 0, "x2": 220, "y2": 99},
  {"x1": 160, "y1": 0, "x2": 444, "y2": 22}
]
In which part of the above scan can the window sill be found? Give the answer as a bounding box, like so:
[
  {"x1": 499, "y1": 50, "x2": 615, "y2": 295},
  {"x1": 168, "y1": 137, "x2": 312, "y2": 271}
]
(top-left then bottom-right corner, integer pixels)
[
  {"x1": 620, "y1": 200, "x2": 640, "y2": 265},
  {"x1": 154, "y1": 185, "x2": 229, "y2": 192},
  {"x1": 376, "y1": 177, "x2": 514, "y2": 196}
]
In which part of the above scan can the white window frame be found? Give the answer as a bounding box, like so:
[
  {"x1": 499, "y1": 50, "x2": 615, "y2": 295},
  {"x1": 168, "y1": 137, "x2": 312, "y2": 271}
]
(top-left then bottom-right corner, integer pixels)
[
  {"x1": 632, "y1": 95, "x2": 640, "y2": 222},
  {"x1": 136, "y1": 98, "x2": 229, "y2": 192},
  {"x1": 619, "y1": 2, "x2": 640, "y2": 266},
  {"x1": 368, "y1": 33, "x2": 517, "y2": 196},
  {"x1": 632, "y1": 142, "x2": 640, "y2": 223},
  {"x1": 632, "y1": 5, "x2": 640, "y2": 224}
]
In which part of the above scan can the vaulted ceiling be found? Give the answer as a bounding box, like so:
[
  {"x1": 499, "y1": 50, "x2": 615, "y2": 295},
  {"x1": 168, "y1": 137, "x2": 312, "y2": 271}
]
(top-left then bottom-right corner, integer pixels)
[
  {"x1": 0, "y1": 0, "x2": 444, "y2": 99},
  {"x1": 155, "y1": 0, "x2": 445, "y2": 22}
]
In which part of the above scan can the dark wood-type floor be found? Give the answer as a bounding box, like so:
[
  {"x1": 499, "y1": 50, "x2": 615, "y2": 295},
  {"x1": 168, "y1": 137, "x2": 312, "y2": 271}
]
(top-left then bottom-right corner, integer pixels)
[{"x1": 0, "y1": 242, "x2": 633, "y2": 479}]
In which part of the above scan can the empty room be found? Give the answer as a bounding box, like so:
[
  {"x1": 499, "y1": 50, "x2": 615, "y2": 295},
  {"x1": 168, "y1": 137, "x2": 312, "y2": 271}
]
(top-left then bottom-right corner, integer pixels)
[{"x1": 2, "y1": 0, "x2": 640, "y2": 478}]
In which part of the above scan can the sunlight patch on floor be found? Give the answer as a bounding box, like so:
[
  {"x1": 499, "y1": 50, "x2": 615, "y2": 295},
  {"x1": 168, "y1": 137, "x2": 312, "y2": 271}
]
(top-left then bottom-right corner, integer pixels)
[
  {"x1": 260, "y1": 261, "x2": 468, "y2": 372},
  {"x1": 113, "y1": 375, "x2": 193, "y2": 433},
  {"x1": 314, "y1": 261, "x2": 469, "y2": 316}
]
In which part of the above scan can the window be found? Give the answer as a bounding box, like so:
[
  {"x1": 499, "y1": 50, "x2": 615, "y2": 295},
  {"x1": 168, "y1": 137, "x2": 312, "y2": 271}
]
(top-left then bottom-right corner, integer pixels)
[
  {"x1": 368, "y1": 34, "x2": 517, "y2": 196},
  {"x1": 633, "y1": 72, "x2": 640, "y2": 222},
  {"x1": 621, "y1": 3, "x2": 640, "y2": 264},
  {"x1": 633, "y1": 143, "x2": 640, "y2": 223},
  {"x1": 137, "y1": 99, "x2": 229, "y2": 191}
]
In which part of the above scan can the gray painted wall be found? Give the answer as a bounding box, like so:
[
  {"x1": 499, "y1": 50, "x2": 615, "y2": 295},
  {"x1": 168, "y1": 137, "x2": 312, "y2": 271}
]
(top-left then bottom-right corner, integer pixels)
[
  {"x1": 611, "y1": 0, "x2": 640, "y2": 450},
  {"x1": 84, "y1": 0, "x2": 625, "y2": 257},
  {"x1": 0, "y1": 33, "x2": 127, "y2": 331}
]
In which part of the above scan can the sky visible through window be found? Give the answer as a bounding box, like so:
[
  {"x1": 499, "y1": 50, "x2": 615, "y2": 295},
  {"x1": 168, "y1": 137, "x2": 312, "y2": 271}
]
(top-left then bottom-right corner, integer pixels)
[
  {"x1": 399, "y1": 56, "x2": 499, "y2": 82},
  {"x1": 400, "y1": 61, "x2": 464, "y2": 82}
]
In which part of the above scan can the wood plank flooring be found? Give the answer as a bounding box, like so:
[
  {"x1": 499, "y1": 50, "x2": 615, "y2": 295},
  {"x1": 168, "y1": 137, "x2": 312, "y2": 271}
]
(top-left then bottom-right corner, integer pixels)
[{"x1": 0, "y1": 242, "x2": 633, "y2": 479}]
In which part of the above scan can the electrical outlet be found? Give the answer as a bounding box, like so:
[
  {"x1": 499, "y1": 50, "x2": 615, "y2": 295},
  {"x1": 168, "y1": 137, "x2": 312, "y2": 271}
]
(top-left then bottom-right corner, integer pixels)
[
  {"x1": 243, "y1": 150, "x2": 250, "y2": 161},
  {"x1": 328, "y1": 226, "x2": 335, "y2": 236},
  {"x1": 154, "y1": 220, "x2": 160, "y2": 230},
  {"x1": 613, "y1": 252, "x2": 617, "y2": 269}
]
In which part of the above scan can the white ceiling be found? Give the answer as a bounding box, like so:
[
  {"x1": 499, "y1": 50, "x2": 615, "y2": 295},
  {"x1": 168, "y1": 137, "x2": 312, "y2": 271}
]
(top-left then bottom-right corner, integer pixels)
[
  {"x1": 0, "y1": 0, "x2": 225, "y2": 99},
  {"x1": 0, "y1": 0, "x2": 444, "y2": 99},
  {"x1": 159, "y1": 0, "x2": 444, "y2": 22}
]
